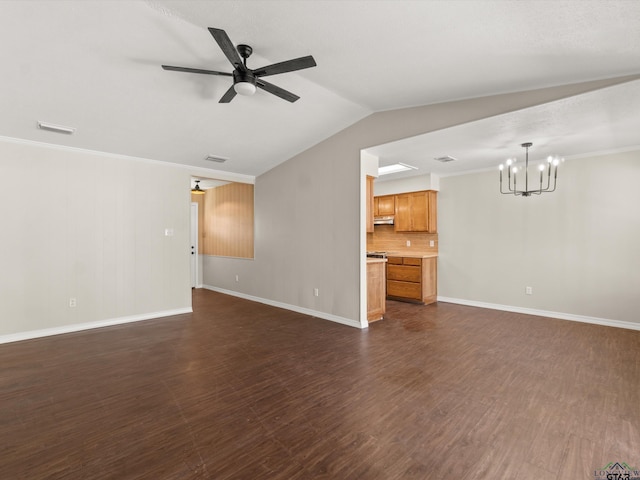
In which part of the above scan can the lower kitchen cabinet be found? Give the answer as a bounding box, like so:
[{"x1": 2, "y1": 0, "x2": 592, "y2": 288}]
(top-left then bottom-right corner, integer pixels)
[
  {"x1": 367, "y1": 259, "x2": 386, "y2": 322},
  {"x1": 387, "y1": 256, "x2": 437, "y2": 305}
]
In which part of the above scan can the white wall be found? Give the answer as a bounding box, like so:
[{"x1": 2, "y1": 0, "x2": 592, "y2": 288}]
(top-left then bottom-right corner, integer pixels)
[
  {"x1": 438, "y1": 150, "x2": 640, "y2": 327},
  {"x1": 204, "y1": 128, "x2": 364, "y2": 327},
  {"x1": 0, "y1": 138, "x2": 193, "y2": 341},
  {"x1": 374, "y1": 173, "x2": 438, "y2": 196}
]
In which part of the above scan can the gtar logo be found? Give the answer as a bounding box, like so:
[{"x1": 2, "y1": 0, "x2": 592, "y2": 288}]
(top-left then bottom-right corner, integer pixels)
[{"x1": 594, "y1": 462, "x2": 640, "y2": 480}]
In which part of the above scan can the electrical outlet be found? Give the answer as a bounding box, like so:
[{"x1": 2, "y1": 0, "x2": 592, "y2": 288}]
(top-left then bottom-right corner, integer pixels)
[
  {"x1": 429, "y1": 240, "x2": 435, "y2": 247},
  {"x1": 406, "y1": 240, "x2": 411, "y2": 247},
  {"x1": 314, "y1": 288, "x2": 319, "y2": 297},
  {"x1": 525, "y1": 286, "x2": 533, "y2": 295},
  {"x1": 69, "y1": 297, "x2": 77, "y2": 308}
]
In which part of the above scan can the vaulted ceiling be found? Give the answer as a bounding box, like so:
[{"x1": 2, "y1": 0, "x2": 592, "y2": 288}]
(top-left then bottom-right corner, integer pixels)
[{"x1": 2, "y1": 0, "x2": 640, "y2": 179}]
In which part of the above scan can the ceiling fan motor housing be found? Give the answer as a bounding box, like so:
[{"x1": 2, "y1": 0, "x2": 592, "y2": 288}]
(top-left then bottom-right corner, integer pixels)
[{"x1": 233, "y1": 69, "x2": 256, "y2": 86}]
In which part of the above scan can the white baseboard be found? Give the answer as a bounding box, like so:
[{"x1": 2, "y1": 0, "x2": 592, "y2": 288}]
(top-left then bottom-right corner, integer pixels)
[
  {"x1": 203, "y1": 285, "x2": 364, "y2": 329},
  {"x1": 437, "y1": 296, "x2": 640, "y2": 331},
  {"x1": 0, "y1": 307, "x2": 193, "y2": 345}
]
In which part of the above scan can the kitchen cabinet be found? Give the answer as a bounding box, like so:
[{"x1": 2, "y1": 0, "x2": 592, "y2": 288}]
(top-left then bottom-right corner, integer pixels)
[
  {"x1": 367, "y1": 258, "x2": 386, "y2": 321},
  {"x1": 366, "y1": 176, "x2": 374, "y2": 233},
  {"x1": 394, "y1": 190, "x2": 437, "y2": 233},
  {"x1": 387, "y1": 255, "x2": 437, "y2": 305},
  {"x1": 374, "y1": 195, "x2": 395, "y2": 216}
]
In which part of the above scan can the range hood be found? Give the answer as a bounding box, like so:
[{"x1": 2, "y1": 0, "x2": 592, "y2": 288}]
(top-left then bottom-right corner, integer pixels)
[{"x1": 373, "y1": 215, "x2": 394, "y2": 225}]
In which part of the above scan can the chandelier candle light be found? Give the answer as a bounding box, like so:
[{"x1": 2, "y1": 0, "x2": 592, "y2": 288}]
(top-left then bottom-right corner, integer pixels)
[{"x1": 499, "y1": 142, "x2": 562, "y2": 196}]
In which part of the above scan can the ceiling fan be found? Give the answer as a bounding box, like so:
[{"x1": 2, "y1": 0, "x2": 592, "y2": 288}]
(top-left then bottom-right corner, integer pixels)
[{"x1": 162, "y1": 27, "x2": 317, "y2": 103}]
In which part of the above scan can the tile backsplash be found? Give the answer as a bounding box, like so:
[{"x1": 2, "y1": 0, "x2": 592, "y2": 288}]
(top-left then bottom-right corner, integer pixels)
[{"x1": 367, "y1": 225, "x2": 438, "y2": 254}]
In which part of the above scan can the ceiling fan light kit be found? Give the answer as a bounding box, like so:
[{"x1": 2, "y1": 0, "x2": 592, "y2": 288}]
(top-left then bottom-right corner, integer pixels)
[
  {"x1": 234, "y1": 81, "x2": 257, "y2": 96},
  {"x1": 162, "y1": 28, "x2": 316, "y2": 103},
  {"x1": 233, "y1": 72, "x2": 257, "y2": 96},
  {"x1": 499, "y1": 142, "x2": 562, "y2": 197}
]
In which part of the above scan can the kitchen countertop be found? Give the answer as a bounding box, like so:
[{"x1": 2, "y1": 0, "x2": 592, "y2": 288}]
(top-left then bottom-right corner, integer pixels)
[
  {"x1": 366, "y1": 257, "x2": 388, "y2": 264},
  {"x1": 385, "y1": 251, "x2": 438, "y2": 259}
]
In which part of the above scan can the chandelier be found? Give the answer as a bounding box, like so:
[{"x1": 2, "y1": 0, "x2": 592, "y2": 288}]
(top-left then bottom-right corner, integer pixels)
[{"x1": 499, "y1": 142, "x2": 562, "y2": 196}]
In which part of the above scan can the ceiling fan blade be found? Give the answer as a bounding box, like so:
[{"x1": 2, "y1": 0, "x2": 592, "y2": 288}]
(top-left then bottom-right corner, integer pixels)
[
  {"x1": 253, "y1": 55, "x2": 317, "y2": 78},
  {"x1": 208, "y1": 27, "x2": 245, "y2": 71},
  {"x1": 219, "y1": 85, "x2": 237, "y2": 103},
  {"x1": 162, "y1": 65, "x2": 232, "y2": 76},
  {"x1": 256, "y1": 79, "x2": 300, "y2": 103}
]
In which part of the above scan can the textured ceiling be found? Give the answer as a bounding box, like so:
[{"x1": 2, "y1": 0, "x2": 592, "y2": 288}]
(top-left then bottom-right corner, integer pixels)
[
  {"x1": 1, "y1": 0, "x2": 640, "y2": 179},
  {"x1": 366, "y1": 78, "x2": 640, "y2": 180}
]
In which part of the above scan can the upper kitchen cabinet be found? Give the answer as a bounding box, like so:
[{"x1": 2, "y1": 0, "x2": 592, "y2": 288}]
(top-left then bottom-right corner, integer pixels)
[
  {"x1": 374, "y1": 195, "x2": 395, "y2": 216},
  {"x1": 394, "y1": 190, "x2": 437, "y2": 233}
]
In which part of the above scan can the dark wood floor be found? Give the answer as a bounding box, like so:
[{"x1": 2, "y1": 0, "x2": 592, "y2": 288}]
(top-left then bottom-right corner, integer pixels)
[{"x1": 1, "y1": 290, "x2": 639, "y2": 479}]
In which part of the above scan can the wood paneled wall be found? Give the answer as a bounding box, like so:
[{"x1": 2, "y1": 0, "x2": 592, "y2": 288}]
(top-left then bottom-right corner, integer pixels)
[
  {"x1": 201, "y1": 183, "x2": 254, "y2": 258},
  {"x1": 367, "y1": 224, "x2": 438, "y2": 254}
]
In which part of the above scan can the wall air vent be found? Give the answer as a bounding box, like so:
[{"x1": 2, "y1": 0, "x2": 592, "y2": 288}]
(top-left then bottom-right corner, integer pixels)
[
  {"x1": 434, "y1": 155, "x2": 456, "y2": 163},
  {"x1": 37, "y1": 121, "x2": 76, "y2": 135},
  {"x1": 204, "y1": 155, "x2": 228, "y2": 163}
]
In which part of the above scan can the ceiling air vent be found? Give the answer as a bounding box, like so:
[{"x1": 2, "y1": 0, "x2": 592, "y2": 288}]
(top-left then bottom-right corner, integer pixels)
[
  {"x1": 434, "y1": 155, "x2": 456, "y2": 163},
  {"x1": 37, "y1": 121, "x2": 76, "y2": 135},
  {"x1": 204, "y1": 154, "x2": 228, "y2": 163}
]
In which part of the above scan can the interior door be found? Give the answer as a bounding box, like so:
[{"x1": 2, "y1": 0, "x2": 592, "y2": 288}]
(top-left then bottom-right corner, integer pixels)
[{"x1": 190, "y1": 202, "x2": 198, "y2": 288}]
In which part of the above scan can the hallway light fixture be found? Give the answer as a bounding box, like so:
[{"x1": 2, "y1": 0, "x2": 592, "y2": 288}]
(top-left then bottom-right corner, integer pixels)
[
  {"x1": 499, "y1": 142, "x2": 562, "y2": 197},
  {"x1": 191, "y1": 180, "x2": 206, "y2": 195}
]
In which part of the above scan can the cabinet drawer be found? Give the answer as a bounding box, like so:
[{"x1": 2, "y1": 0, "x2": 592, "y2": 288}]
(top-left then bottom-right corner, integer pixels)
[
  {"x1": 387, "y1": 256, "x2": 403, "y2": 265},
  {"x1": 387, "y1": 280, "x2": 421, "y2": 300},
  {"x1": 387, "y1": 264, "x2": 421, "y2": 282},
  {"x1": 403, "y1": 257, "x2": 422, "y2": 266}
]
